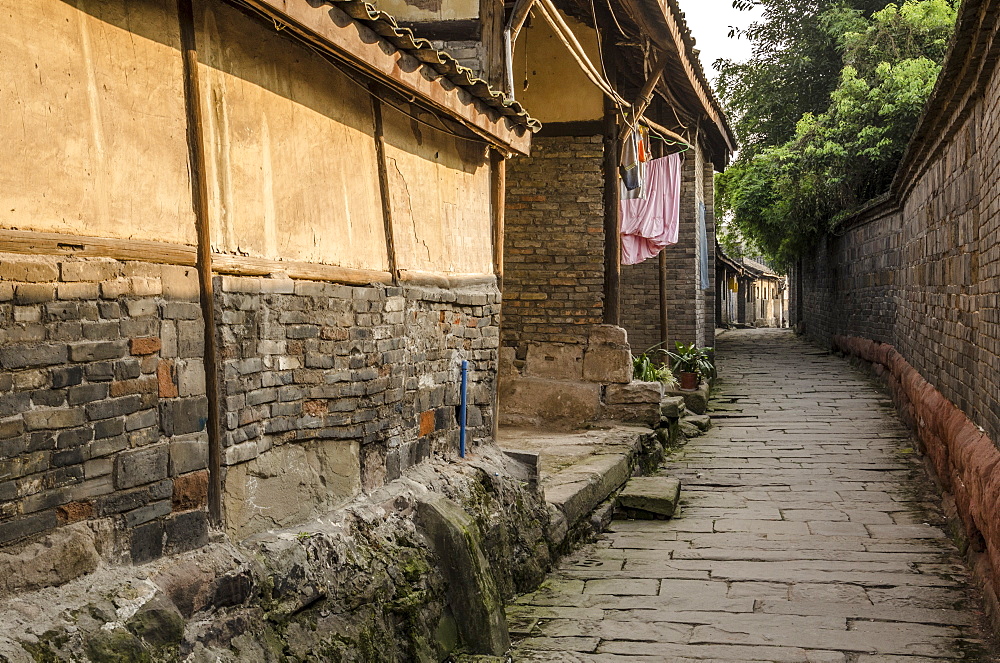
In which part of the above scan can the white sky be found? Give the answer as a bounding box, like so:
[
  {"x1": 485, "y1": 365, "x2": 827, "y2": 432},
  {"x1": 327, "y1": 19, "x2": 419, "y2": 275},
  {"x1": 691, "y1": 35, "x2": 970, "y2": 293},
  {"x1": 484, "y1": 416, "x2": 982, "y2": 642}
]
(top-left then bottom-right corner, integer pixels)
[{"x1": 677, "y1": 0, "x2": 763, "y2": 83}]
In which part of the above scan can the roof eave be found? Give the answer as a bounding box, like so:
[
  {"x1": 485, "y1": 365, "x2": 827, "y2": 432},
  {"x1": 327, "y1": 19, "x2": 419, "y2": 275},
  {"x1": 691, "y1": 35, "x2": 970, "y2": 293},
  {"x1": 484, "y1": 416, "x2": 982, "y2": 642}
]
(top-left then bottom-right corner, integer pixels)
[{"x1": 236, "y1": 0, "x2": 536, "y2": 154}]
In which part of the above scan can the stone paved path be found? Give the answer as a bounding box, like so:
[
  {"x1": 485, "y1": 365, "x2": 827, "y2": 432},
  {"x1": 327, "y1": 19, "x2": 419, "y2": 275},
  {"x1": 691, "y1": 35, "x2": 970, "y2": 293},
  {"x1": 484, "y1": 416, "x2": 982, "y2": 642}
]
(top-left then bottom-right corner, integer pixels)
[{"x1": 509, "y1": 328, "x2": 996, "y2": 662}]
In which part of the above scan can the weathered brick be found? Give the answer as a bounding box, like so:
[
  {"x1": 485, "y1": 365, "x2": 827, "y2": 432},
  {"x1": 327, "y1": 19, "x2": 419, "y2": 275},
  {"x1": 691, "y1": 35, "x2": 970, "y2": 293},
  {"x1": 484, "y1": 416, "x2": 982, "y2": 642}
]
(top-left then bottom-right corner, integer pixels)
[
  {"x1": 56, "y1": 500, "x2": 95, "y2": 524},
  {"x1": 0, "y1": 343, "x2": 68, "y2": 369},
  {"x1": 159, "y1": 397, "x2": 208, "y2": 436},
  {"x1": 84, "y1": 395, "x2": 143, "y2": 422},
  {"x1": 69, "y1": 340, "x2": 128, "y2": 362},
  {"x1": 0, "y1": 259, "x2": 59, "y2": 283},
  {"x1": 158, "y1": 360, "x2": 179, "y2": 398},
  {"x1": 68, "y1": 383, "x2": 110, "y2": 406},
  {"x1": 115, "y1": 445, "x2": 169, "y2": 490},
  {"x1": 130, "y1": 337, "x2": 162, "y2": 355},
  {"x1": 172, "y1": 470, "x2": 208, "y2": 511},
  {"x1": 164, "y1": 510, "x2": 209, "y2": 554},
  {"x1": 56, "y1": 282, "x2": 100, "y2": 300},
  {"x1": 130, "y1": 520, "x2": 164, "y2": 563},
  {"x1": 0, "y1": 510, "x2": 57, "y2": 544},
  {"x1": 169, "y1": 433, "x2": 209, "y2": 475},
  {"x1": 60, "y1": 260, "x2": 120, "y2": 282},
  {"x1": 14, "y1": 284, "x2": 56, "y2": 305},
  {"x1": 124, "y1": 499, "x2": 172, "y2": 527},
  {"x1": 23, "y1": 408, "x2": 86, "y2": 430}
]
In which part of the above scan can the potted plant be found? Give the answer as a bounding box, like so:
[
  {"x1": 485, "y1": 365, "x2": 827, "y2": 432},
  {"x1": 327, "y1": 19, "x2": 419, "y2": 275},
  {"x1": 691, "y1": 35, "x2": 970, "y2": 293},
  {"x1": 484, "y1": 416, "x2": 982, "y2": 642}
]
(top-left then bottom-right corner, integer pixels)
[
  {"x1": 666, "y1": 342, "x2": 713, "y2": 391},
  {"x1": 632, "y1": 348, "x2": 680, "y2": 391}
]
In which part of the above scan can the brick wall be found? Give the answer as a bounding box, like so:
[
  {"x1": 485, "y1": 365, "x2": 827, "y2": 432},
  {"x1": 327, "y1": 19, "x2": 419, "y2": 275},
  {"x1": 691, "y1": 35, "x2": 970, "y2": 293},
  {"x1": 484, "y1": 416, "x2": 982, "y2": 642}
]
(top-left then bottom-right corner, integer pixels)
[
  {"x1": 216, "y1": 277, "x2": 499, "y2": 537},
  {"x1": 621, "y1": 259, "x2": 660, "y2": 353},
  {"x1": 798, "y1": 32, "x2": 1000, "y2": 446},
  {"x1": 503, "y1": 135, "x2": 606, "y2": 346},
  {"x1": 0, "y1": 256, "x2": 209, "y2": 560},
  {"x1": 0, "y1": 255, "x2": 501, "y2": 553}
]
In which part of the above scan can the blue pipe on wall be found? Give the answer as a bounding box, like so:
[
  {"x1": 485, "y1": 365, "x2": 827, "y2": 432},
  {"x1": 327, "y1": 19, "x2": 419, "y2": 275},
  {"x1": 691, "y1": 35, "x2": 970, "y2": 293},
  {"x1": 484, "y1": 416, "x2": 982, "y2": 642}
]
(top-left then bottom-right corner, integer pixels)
[{"x1": 459, "y1": 360, "x2": 468, "y2": 458}]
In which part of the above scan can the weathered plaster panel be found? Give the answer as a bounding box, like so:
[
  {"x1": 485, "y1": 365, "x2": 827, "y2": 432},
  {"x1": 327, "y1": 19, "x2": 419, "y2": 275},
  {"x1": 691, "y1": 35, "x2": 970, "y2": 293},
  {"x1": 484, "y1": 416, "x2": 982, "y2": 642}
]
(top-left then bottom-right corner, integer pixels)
[
  {"x1": 382, "y1": 105, "x2": 494, "y2": 275},
  {"x1": 197, "y1": 0, "x2": 389, "y2": 271},
  {"x1": 372, "y1": 0, "x2": 479, "y2": 22},
  {"x1": 223, "y1": 439, "x2": 361, "y2": 540},
  {"x1": 513, "y1": 13, "x2": 603, "y2": 124},
  {"x1": 0, "y1": 0, "x2": 195, "y2": 245}
]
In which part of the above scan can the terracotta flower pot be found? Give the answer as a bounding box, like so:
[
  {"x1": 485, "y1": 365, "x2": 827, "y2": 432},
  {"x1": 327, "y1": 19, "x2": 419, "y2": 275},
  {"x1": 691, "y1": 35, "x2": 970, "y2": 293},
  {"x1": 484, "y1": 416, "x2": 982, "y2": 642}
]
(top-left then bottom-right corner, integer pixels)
[{"x1": 679, "y1": 372, "x2": 699, "y2": 391}]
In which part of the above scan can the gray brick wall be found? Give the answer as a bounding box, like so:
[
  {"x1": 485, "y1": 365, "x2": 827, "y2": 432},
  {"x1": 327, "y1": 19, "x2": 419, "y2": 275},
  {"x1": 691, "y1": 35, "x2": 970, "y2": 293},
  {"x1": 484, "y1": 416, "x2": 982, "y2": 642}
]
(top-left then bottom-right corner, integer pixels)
[
  {"x1": 503, "y1": 135, "x2": 606, "y2": 346},
  {"x1": 0, "y1": 256, "x2": 209, "y2": 560},
  {"x1": 0, "y1": 257, "x2": 501, "y2": 556},
  {"x1": 798, "y1": 89, "x2": 1000, "y2": 446},
  {"x1": 216, "y1": 277, "x2": 499, "y2": 491}
]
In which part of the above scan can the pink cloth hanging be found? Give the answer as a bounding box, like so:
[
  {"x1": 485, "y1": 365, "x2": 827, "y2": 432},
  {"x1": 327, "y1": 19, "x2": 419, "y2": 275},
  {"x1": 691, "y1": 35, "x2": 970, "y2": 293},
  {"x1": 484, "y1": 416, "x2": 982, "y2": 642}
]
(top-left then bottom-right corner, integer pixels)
[{"x1": 619, "y1": 153, "x2": 682, "y2": 265}]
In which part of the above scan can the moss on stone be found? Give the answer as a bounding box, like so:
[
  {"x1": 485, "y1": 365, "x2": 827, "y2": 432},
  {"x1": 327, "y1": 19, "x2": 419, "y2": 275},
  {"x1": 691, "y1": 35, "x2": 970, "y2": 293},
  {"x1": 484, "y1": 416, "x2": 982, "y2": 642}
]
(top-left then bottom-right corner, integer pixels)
[{"x1": 84, "y1": 629, "x2": 150, "y2": 663}]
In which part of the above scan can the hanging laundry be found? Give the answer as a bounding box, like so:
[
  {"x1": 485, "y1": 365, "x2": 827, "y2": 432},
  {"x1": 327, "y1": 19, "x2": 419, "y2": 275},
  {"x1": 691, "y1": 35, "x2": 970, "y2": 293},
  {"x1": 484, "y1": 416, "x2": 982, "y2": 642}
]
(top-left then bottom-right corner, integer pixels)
[
  {"x1": 619, "y1": 153, "x2": 682, "y2": 265},
  {"x1": 619, "y1": 128, "x2": 645, "y2": 199}
]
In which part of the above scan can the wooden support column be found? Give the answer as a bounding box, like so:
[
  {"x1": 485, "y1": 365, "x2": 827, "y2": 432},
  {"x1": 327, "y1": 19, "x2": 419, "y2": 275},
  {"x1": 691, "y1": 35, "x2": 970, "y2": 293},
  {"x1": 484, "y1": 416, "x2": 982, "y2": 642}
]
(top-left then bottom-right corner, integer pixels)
[
  {"x1": 602, "y1": 34, "x2": 620, "y2": 327},
  {"x1": 370, "y1": 93, "x2": 399, "y2": 283},
  {"x1": 177, "y1": 0, "x2": 222, "y2": 525},
  {"x1": 602, "y1": 96, "x2": 621, "y2": 327},
  {"x1": 659, "y1": 251, "x2": 669, "y2": 347},
  {"x1": 490, "y1": 149, "x2": 506, "y2": 286},
  {"x1": 490, "y1": 149, "x2": 506, "y2": 443}
]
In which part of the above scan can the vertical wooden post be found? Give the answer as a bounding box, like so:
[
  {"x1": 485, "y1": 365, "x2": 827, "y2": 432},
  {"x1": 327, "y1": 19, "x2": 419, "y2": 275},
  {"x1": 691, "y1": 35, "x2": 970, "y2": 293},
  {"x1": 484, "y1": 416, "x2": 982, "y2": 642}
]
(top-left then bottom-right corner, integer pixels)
[
  {"x1": 491, "y1": 149, "x2": 506, "y2": 285},
  {"x1": 481, "y1": 0, "x2": 505, "y2": 90},
  {"x1": 659, "y1": 251, "x2": 669, "y2": 347},
  {"x1": 177, "y1": 0, "x2": 222, "y2": 525},
  {"x1": 602, "y1": 41, "x2": 620, "y2": 326},
  {"x1": 490, "y1": 149, "x2": 506, "y2": 443},
  {"x1": 370, "y1": 93, "x2": 398, "y2": 282}
]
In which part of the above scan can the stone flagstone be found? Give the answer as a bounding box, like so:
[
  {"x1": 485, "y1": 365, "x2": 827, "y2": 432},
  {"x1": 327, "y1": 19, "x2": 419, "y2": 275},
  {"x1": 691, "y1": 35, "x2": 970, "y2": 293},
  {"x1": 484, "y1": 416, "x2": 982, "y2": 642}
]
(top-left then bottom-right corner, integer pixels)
[{"x1": 508, "y1": 328, "x2": 997, "y2": 661}]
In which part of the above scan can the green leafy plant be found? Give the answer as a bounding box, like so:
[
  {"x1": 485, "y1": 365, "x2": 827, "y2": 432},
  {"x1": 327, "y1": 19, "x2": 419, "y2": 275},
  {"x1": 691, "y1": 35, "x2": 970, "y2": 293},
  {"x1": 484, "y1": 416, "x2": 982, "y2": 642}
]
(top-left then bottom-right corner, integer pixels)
[
  {"x1": 716, "y1": 0, "x2": 958, "y2": 267},
  {"x1": 666, "y1": 343, "x2": 715, "y2": 379},
  {"x1": 632, "y1": 348, "x2": 680, "y2": 390}
]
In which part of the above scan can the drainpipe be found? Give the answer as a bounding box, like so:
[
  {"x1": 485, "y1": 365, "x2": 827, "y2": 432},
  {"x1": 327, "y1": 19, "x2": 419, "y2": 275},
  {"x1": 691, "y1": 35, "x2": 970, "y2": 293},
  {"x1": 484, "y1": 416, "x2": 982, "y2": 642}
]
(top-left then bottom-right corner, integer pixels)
[{"x1": 460, "y1": 360, "x2": 468, "y2": 458}]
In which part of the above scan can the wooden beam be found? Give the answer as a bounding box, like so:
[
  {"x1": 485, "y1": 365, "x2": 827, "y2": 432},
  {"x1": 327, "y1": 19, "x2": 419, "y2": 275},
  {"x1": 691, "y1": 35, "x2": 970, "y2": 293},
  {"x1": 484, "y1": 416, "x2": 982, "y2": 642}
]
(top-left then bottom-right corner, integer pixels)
[
  {"x1": 659, "y1": 251, "x2": 669, "y2": 347},
  {"x1": 177, "y1": 0, "x2": 223, "y2": 527},
  {"x1": 602, "y1": 44, "x2": 621, "y2": 327},
  {"x1": 481, "y1": 0, "x2": 505, "y2": 89},
  {"x1": 238, "y1": 0, "x2": 532, "y2": 154},
  {"x1": 490, "y1": 150, "x2": 506, "y2": 284},
  {"x1": 621, "y1": 49, "x2": 669, "y2": 147},
  {"x1": 507, "y1": 0, "x2": 537, "y2": 42},
  {"x1": 370, "y1": 92, "x2": 399, "y2": 285}
]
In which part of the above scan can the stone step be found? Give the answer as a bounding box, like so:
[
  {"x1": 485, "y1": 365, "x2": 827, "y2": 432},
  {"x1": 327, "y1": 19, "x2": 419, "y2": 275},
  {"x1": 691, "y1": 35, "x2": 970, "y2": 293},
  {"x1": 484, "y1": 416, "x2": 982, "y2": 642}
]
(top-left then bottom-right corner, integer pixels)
[
  {"x1": 617, "y1": 476, "x2": 682, "y2": 519},
  {"x1": 684, "y1": 413, "x2": 713, "y2": 432}
]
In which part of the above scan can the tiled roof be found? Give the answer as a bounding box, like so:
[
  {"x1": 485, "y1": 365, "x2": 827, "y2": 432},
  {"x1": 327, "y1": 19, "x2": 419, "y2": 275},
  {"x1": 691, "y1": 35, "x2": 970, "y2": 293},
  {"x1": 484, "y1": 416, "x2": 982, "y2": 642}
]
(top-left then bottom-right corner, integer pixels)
[{"x1": 326, "y1": 0, "x2": 541, "y2": 132}]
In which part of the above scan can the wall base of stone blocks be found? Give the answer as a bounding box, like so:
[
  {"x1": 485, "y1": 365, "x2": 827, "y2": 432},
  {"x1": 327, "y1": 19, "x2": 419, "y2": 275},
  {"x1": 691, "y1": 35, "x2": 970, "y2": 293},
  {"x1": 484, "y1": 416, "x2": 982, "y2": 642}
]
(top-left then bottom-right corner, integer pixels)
[{"x1": 0, "y1": 447, "x2": 550, "y2": 662}]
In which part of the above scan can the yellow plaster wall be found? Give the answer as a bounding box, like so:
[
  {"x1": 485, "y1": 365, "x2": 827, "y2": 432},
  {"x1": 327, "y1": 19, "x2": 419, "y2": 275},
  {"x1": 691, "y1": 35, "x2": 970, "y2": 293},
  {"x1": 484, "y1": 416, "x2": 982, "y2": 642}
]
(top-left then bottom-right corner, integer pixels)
[
  {"x1": 382, "y1": 106, "x2": 494, "y2": 275},
  {"x1": 513, "y1": 13, "x2": 604, "y2": 124},
  {"x1": 197, "y1": 0, "x2": 388, "y2": 271},
  {"x1": 0, "y1": 0, "x2": 196, "y2": 244},
  {"x1": 372, "y1": 0, "x2": 479, "y2": 24}
]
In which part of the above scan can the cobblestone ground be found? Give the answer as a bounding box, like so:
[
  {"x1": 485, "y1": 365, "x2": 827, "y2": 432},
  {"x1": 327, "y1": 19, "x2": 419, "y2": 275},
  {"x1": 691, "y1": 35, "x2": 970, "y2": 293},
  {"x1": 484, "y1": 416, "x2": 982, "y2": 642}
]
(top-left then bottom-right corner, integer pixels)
[{"x1": 509, "y1": 328, "x2": 997, "y2": 662}]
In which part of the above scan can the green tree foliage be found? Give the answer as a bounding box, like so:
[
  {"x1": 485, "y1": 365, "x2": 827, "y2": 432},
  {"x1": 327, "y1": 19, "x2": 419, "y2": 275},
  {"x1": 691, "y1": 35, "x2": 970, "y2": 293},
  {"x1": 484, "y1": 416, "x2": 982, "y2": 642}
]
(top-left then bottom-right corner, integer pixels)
[{"x1": 716, "y1": 0, "x2": 957, "y2": 267}]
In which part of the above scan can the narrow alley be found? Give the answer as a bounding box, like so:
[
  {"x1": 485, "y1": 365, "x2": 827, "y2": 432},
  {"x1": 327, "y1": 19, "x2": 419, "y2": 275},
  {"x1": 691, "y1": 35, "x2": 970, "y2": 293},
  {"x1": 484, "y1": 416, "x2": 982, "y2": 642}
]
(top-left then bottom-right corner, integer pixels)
[{"x1": 510, "y1": 328, "x2": 995, "y2": 661}]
